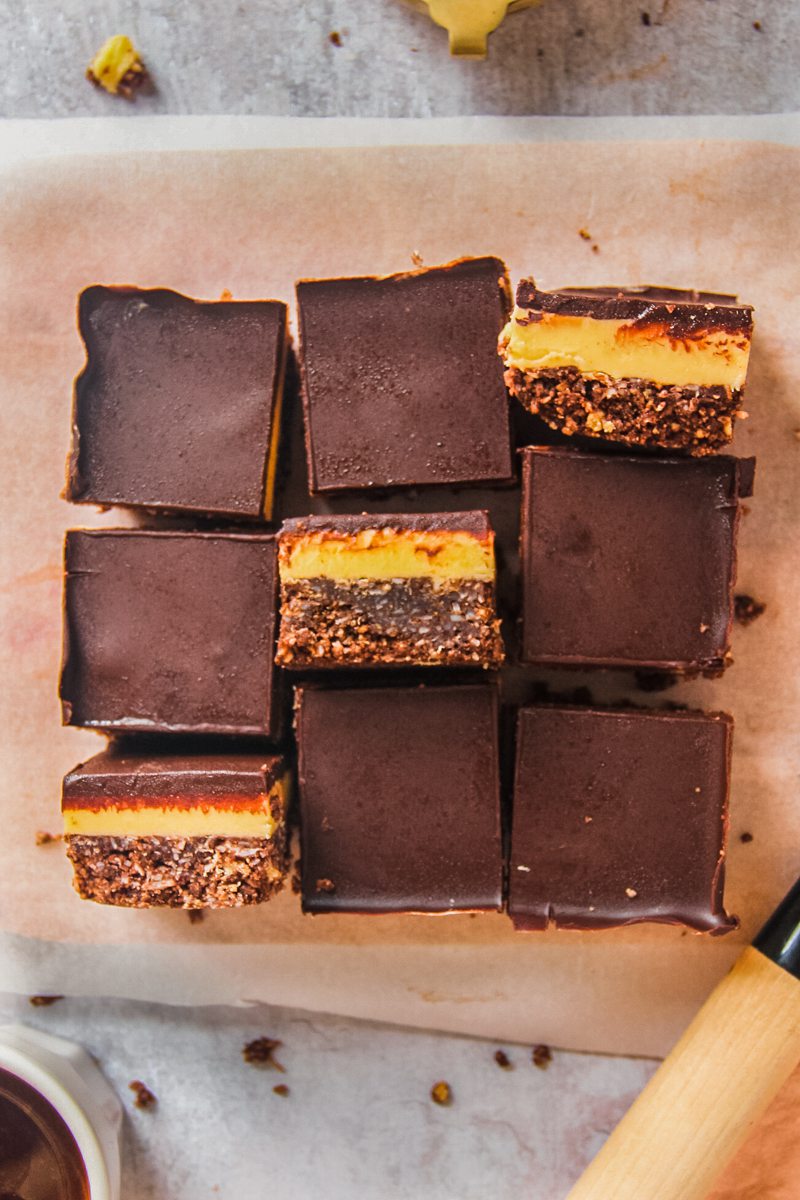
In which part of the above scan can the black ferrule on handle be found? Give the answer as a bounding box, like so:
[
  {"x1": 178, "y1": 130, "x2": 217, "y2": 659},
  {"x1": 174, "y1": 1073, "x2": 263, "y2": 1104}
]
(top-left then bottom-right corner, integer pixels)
[{"x1": 753, "y1": 877, "x2": 800, "y2": 981}]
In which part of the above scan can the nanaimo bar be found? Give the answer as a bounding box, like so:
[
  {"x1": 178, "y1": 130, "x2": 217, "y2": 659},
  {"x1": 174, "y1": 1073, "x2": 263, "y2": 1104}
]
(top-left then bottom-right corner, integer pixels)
[
  {"x1": 63, "y1": 751, "x2": 290, "y2": 908},
  {"x1": 500, "y1": 283, "x2": 753, "y2": 454},
  {"x1": 276, "y1": 512, "x2": 504, "y2": 668}
]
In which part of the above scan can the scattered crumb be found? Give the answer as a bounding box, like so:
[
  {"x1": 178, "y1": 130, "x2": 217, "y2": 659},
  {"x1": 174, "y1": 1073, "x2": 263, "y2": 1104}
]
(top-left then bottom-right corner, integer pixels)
[
  {"x1": 410, "y1": 250, "x2": 424, "y2": 267},
  {"x1": 591, "y1": 244, "x2": 600, "y2": 254},
  {"x1": 431, "y1": 1080, "x2": 453, "y2": 1106},
  {"x1": 316, "y1": 878, "x2": 336, "y2": 894},
  {"x1": 35, "y1": 830, "x2": 62, "y2": 846},
  {"x1": 29, "y1": 995, "x2": 64, "y2": 1007},
  {"x1": 578, "y1": 228, "x2": 592, "y2": 241},
  {"x1": 243, "y1": 1037, "x2": 286, "y2": 1072},
  {"x1": 584, "y1": 816, "x2": 593, "y2": 824},
  {"x1": 494, "y1": 1049, "x2": 513, "y2": 1070},
  {"x1": 752, "y1": 20, "x2": 762, "y2": 31},
  {"x1": 272, "y1": 1084, "x2": 290, "y2": 1097},
  {"x1": 218, "y1": 288, "x2": 233, "y2": 301},
  {"x1": 641, "y1": 11, "x2": 651, "y2": 25},
  {"x1": 129, "y1": 1080, "x2": 157, "y2": 1110},
  {"x1": 290, "y1": 871, "x2": 302, "y2": 895},
  {"x1": 734, "y1": 594, "x2": 766, "y2": 626},
  {"x1": 634, "y1": 669, "x2": 678, "y2": 693},
  {"x1": 329, "y1": 31, "x2": 343, "y2": 47},
  {"x1": 86, "y1": 35, "x2": 148, "y2": 99},
  {"x1": 740, "y1": 832, "x2": 754, "y2": 844},
  {"x1": 699, "y1": 623, "x2": 709, "y2": 633},
  {"x1": 516, "y1": 864, "x2": 531, "y2": 873},
  {"x1": 532, "y1": 1044, "x2": 552, "y2": 1070},
  {"x1": 187, "y1": 909, "x2": 205, "y2": 925},
  {"x1": 625, "y1": 887, "x2": 638, "y2": 899},
  {"x1": 574, "y1": 28, "x2": 585, "y2": 38}
]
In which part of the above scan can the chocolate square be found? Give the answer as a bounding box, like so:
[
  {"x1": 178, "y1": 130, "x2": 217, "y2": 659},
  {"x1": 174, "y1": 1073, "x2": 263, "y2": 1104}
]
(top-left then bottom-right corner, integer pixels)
[
  {"x1": 67, "y1": 287, "x2": 288, "y2": 520},
  {"x1": 520, "y1": 447, "x2": 754, "y2": 672},
  {"x1": 60, "y1": 529, "x2": 280, "y2": 736},
  {"x1": 296, "y1": 684, "x2": 503, "y2": 913},
  {"x1": 509, "y1": 704, "x2": 736, "y2": 933},
  {"x1": 296, "y1": 257, "x2": 513, "y2": 493}
]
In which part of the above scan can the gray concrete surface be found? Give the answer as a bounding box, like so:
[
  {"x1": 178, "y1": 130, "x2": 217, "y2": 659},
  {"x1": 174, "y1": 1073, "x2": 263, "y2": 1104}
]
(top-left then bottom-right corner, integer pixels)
[{"x1": 3, "y1": 0, "x2": 799, "y2": 119}]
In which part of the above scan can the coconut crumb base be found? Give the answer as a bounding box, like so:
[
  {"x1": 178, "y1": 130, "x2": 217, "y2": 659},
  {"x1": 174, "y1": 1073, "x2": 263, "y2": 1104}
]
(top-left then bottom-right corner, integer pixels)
[
  {"x1": 65, "y1": 833, "x2": 287, "y2": 908},
  {"x1": 505, "y1": 365, "x2": 743, "y2": 455}
]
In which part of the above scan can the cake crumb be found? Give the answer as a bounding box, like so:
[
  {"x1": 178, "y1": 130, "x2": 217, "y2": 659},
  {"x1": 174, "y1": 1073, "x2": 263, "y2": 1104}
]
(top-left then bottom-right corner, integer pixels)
[
  {"x1": 35, "y1": 830, "x2": 62, "y2": 846},
  {"x1": 578, "y1": 228, "x2": 592, "y2": 241},
  {"x1": 625, "y1": 887, "x2": 638, "y2": 898},
  {"x1": 187, "y1": 909, "x2": 205, "y2": 924},
  {"x1": 734, "y1": 594, "x2": 766, "y2": 626},
  {"x1": 752, "y1": 20, "x2": 762, "y2": 31},
  {"x1": 641, "y1": 11, "x2": 651, "y2": 25},
  {"x1": 86, "y1": 35, "x2": 148, "y2": 99},
  {"x1": 494, "y1": 1049, "x2": 513, "y2": 1070},
  {"x1": 532, "y1": 1044, "x2": 552, "y2": 1070},
  {"x1": 740, "y1": 831, "x2": 754, "y2": 844},
  {"x1": 316, "y1": 878, "x2": 336, "y2": 893},
  {"x1": 273, "y1": 1084, "x2": 290, "y2": 1097},
  {"x1": 410, "y1": 250, "x2": 424, "y2": 267},
  {"x1": 431, "y1": 1080, "x2": 453, "y2": 1106},
  {"x1": 29, "y1": 995, "x2": 64, "y2": 1007},
  {"x1": 243, "y1": 1037, "x2": 286, "y2": 1072},
  {"x1": 129, "y1": 1080, "x2": 157, "y2": 1110},
  {"x1": 218, "y1": 288, "x2": 233, "y2": 301},
  {"x1": 329, "y1": 31, "x2": 343, "y2": 46}
]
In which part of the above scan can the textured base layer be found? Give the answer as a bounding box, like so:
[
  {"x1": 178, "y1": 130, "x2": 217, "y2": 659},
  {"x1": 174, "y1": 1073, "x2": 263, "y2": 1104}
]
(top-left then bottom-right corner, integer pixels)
[
  {"x1": 66, "y1": 834, "x2": 287, "y2": 908},
  {"x1": 276, "y1": 577, "x2": 504, "y2": 667},
  {"x1": 505, "y1": 365, "x2": 743, "y2": 454}
]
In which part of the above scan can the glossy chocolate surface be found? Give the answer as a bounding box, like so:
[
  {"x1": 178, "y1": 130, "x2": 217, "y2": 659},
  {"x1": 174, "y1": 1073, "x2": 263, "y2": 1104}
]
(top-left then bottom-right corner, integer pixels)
[
  {"x1": 509, "y1": 705, "x2": 736, "y2": 933},
  {"x1": 68, "y1": 286, "x2": 287, "y2": 519},
  {"x1": 520, "y1": 448, "x2": 753, "y2": 671},
  {"x1": 296, "y1": 257, "x2": 513, "y2": 493},
  {"x1": 63, "y1": 749, "x2": 286, "y2": 806},
  {"x1": 297, "y1": 684, "x2": 503, "y2": 913},
  {"x1": 515, "y1": 281, "x2": 753, "y2": 335},
  {"x1": 60, "y1": 529, "x2": 280, "y2": 736}
]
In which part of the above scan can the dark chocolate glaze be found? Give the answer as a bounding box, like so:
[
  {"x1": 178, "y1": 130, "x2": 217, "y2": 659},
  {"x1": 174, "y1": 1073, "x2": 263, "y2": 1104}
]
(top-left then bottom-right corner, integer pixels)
[
  {"x1": 509, "y1": 704, "x2": 737, "y2": 933},
  {"x1": 515, "y1": 281, "x2": 753, "y2": 336},
  {"x1": 280, "y1": 510, "x2": 492, "y2": 538},
  {"x1": 520, "y1": 448, "x2": 753, "y2": 671},
  {"x1": 296, "y1": 684, "x2": 503, "y2": 913},
  {"x1": 68, "y1": 286, "x2": 288, "y2": 519},
  {"x1": 60, "y1": 529, "x2": 281, "y2": 736},
  {"x1": 63, "y1": 748, "x2": 286, "y2": 807},
  {"x1": 296, "y1": 257, "x2": 514, "y2": 493}
]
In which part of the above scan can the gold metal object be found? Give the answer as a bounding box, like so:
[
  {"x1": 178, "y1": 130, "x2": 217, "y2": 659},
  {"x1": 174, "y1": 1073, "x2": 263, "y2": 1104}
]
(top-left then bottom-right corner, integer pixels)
[{"x1": 405, "y1": 0, "x2": 541, "y2": 56}]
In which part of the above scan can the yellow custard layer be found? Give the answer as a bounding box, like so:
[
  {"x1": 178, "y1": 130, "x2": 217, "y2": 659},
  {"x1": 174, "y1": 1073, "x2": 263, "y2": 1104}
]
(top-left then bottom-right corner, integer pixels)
[
  {"x1": 64, "y1": 777, "x2": 289, "y2": 838},
  {"x1": 501, "y1": 309, "x2": 750, "y2": 389},
  {"x1": 279, "y1": 530, "x2": 495, "y2": 582}
]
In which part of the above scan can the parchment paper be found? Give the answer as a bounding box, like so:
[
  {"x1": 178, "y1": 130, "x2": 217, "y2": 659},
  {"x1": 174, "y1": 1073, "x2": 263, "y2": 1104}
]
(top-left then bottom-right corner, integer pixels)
[{"x1": 1, "y1": 117, "x2": 798, "y2": 1059}]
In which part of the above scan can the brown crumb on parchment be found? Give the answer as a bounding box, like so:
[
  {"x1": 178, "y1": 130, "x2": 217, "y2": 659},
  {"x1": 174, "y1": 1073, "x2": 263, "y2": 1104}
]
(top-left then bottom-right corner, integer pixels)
[
  {"x1": 734, "y1": 594, "x2": 766, "y2": 626},
  {"x1": 578, "y1": 228, "x2": 592, "y2": 241},
  {"x1": 187, "y1": 909, "x2": 205, "y2": 925},
  {"x1": 290, "y1": 870, "x2": 302, "y2": 895},
  {"x1": 329, "y1": 31, "x2": 343, "y2": 46},
  {"x1": 740, "y1": 831, "x2": 754, "y2": 844},
  {"x1": 411, "y1": 250, "x2": 424, "y2": 267},
  {"x1": 219, "y1": 288, "x2": 233, "y2": 301},
  {"x1": 86, "y1": 35, "x2": 149, "y2": 99},
  {"x1": 35, "y1": 830, "x2": 62, "y2": 846},
  {"x1": 129, "y1": 1080, "x2": 157, "y2": 1109},
  {"x1": 752, "y1": 20, "x2": 762, "y2": 31},
  {"x1": 532, "y1": 1044, "x2": 552, "y2": 1070},
  {"x1": 243, "y1": 1037, "x2": 286, "y2": 1072},
  {"x1": 431, "y1": 1080, "x2": 453, "y2": 1106},
  {"x1": 494, "y1": 1049, "x2": 513, "y2": 1070},
  {"x1": 29, "y1": 995, "x2": 64, "y2": 1007},
  {"x1": 316, "y1": 878, "x2": 336, "y2": 894},
  {"x1": 641, "y1": 11, "x2": 651, "y2": 25},
  {"x1": 273, "y1": 1083, "x2": 290, "y2": 1097}
]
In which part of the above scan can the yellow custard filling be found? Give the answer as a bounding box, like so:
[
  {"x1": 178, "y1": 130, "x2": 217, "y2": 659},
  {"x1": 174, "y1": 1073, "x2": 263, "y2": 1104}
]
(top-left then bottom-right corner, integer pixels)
[
  {"x1": 279, "y1": 530, "x2": 495, "y2": 582},
  {"x1": 501, "y1": 309, "x2": 750, "y2": 390}
]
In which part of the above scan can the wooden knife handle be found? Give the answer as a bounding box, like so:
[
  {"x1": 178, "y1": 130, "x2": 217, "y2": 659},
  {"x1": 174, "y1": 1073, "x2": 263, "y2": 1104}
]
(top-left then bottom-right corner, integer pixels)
[{"x1": 566, "y1": 943, "x2": 800, "y2": 1200}]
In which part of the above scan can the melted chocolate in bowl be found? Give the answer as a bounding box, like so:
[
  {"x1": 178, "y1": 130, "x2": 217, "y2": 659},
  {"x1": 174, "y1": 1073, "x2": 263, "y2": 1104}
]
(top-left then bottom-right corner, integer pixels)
[{"x1": 0, "y1": 1067, "x2": 89, "y2": 1200}]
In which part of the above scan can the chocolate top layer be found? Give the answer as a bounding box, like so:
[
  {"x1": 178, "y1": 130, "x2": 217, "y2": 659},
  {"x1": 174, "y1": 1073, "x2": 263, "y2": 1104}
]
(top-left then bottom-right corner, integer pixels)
[
  {"x1": 63, "y1": 749, "x2": 286, "y2": 806},
  {"x1": 280, "y1": 510, "x2": 492, "y2": 537},
  {"x1": 67, "y1": 286, "x2": 287, "y2": 519},
  {"x1": 60, "y1": 529, "x2": 280, "y2": 736},
  {"x1": 515, "y1": 281, "x2": 753, "y2": 336},
  {"x1": 296, "y1": 684, "x2": 503, "y2": 914},
  {"x1": 509, "y1": 704, "x2": 736, "y2": 934},
  {"x1": 520, "y1": 448, "x2": 754, "y2": 671},
  {"x1": 297, "y1": 257, "x2": 513, "y2": 493}
]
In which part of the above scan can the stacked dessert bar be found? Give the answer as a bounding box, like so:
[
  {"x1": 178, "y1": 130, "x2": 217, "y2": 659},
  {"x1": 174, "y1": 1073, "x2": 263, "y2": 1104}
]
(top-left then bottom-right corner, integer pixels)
[{"x1": 59, "y1": 258, "x2": 754, "y2": 932}]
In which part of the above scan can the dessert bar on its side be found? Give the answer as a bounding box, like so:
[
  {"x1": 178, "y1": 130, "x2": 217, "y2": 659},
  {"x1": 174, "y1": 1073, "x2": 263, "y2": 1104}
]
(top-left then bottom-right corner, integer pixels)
[
  {"x1": 276, "y1": 512, "x2": 504, "y2": 668},
  {"x1": 501, "y1": 283, "x2": 753, "y2": 454},
  {"x1": 63, "y1": 750, "x2": 290, "y2": 908}
]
